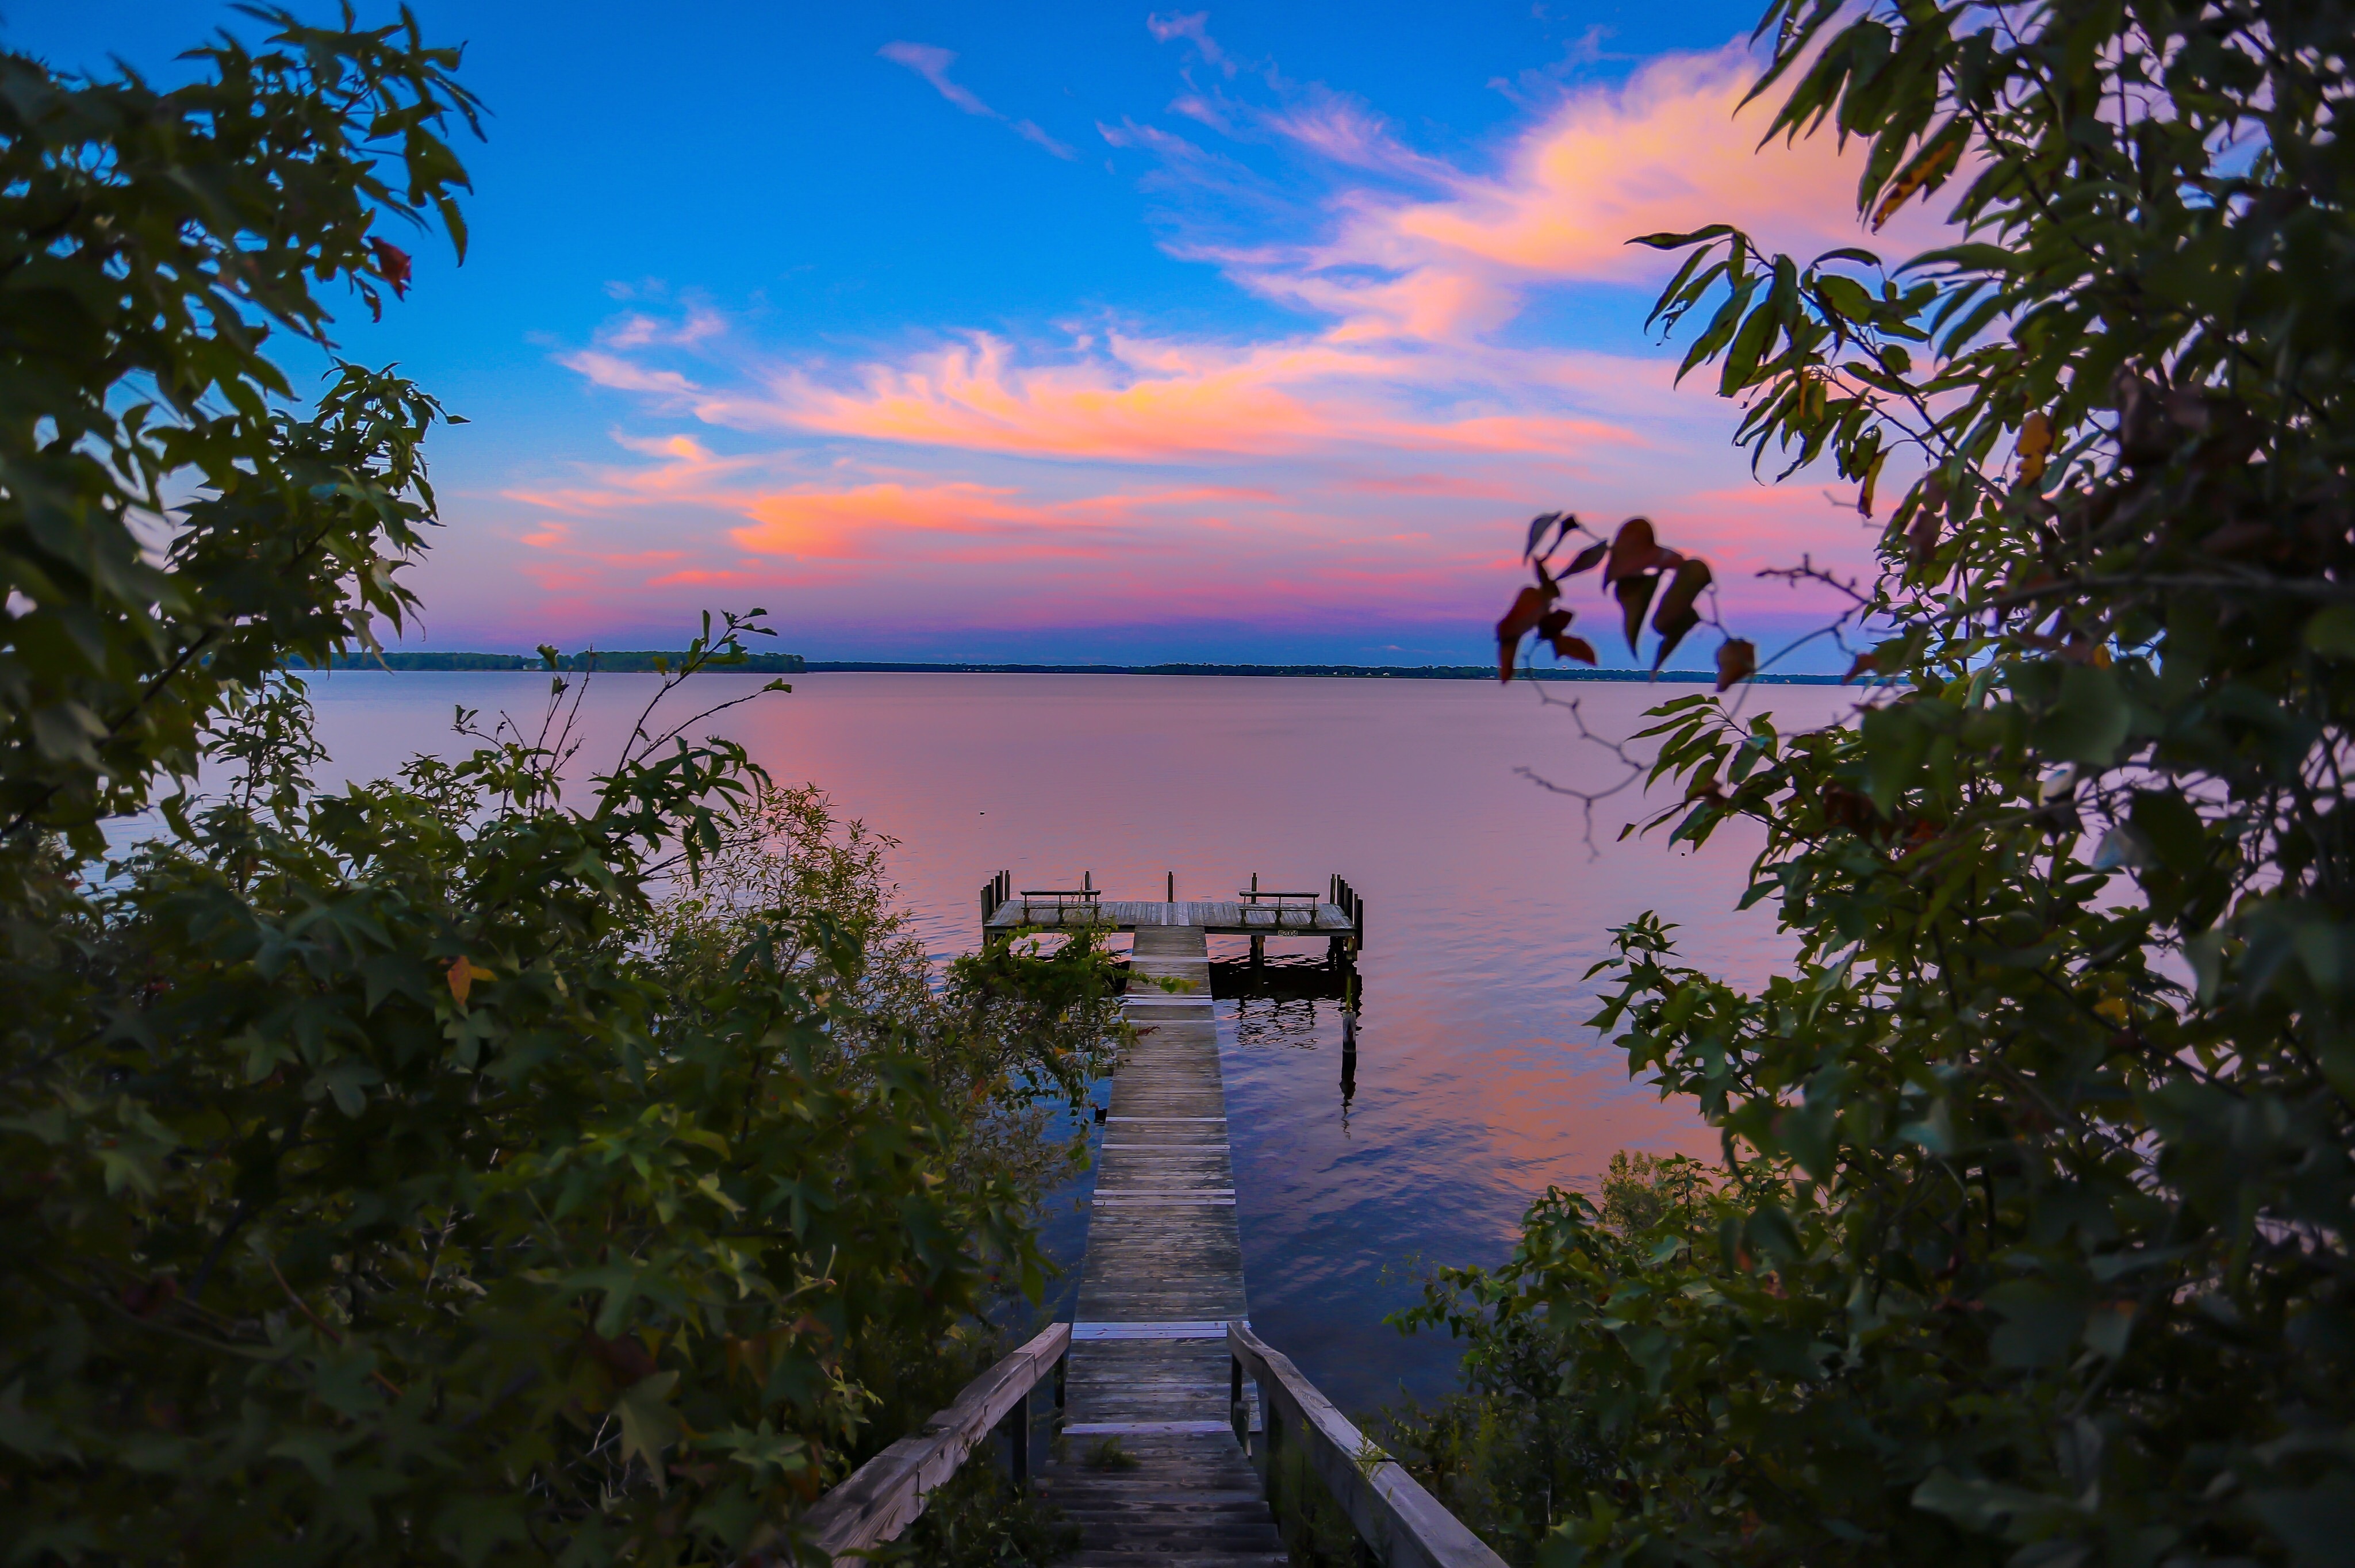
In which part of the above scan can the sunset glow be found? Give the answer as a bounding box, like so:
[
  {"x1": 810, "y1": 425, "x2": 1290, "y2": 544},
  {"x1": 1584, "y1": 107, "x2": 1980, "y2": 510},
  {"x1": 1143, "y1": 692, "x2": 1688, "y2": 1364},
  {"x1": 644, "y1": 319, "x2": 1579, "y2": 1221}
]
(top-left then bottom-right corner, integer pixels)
[{"x1": 24, "y1": 1, "x2": 1928, "y2": 666}]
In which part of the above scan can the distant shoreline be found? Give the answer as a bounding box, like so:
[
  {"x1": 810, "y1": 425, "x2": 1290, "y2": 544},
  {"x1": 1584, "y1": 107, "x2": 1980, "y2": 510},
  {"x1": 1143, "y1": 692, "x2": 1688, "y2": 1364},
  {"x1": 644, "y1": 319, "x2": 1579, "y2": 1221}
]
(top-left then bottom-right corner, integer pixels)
[
  {"x1": 310, "y1": 653, "x2": 1848, "y2": 684},
  {"x1": 800, "y1": 661, "x2": 1847, "y2": 683}
]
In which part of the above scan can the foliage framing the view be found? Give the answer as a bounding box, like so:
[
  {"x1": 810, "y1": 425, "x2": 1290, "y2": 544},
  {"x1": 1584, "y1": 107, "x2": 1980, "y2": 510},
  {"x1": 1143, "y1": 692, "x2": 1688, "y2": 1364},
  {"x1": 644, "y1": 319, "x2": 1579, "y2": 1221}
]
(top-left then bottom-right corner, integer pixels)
[
  {"x1": 1469, "y1": 0, "x2": 2355, "y2": 1565},
  {"x1": 0, "y1": 5, "x2": 477, "y2": 857},
  {"x1": 0, "y1": 15, "x2": 1125, "y2": 1564}
]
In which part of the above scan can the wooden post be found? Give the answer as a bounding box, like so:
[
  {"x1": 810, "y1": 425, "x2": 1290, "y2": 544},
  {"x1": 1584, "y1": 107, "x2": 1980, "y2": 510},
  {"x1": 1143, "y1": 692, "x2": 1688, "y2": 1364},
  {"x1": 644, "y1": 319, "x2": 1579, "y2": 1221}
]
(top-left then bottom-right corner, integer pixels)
[
  {"x1": 1341, "y1": 971, "x2": 1359, "y2": 1102},
  {"x1": 1002, "y1": 1387, "x2": 1030, "y2": 1488},
  {"x1": 1167, "y1": 870, "x2": 1174, "y2": 902},
  {"x1": 1230, "y1": 1351, "x2": 1246, "y2": 1454},
  {"x1": 1251, "y1": 935, "x2": 1264, "y2": 967},
  {"x1": 1261, "y1": 1375, "x2": 1280, "y2": 1511},
  {"x1": 1054, "y1": 1352, "x2": 1067, "y2": 1414}
]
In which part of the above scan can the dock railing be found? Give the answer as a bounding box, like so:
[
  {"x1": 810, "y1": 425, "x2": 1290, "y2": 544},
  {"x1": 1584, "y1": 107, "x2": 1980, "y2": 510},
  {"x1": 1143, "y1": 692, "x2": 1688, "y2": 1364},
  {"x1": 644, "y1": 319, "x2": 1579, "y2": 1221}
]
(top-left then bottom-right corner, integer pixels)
[
  {"x1": 1228, "y1": 1321, "x2": 1506, "y2": 1568},
  {"x1": 783, "y1": 1321, "x2": 1068, "y2": 1566}
]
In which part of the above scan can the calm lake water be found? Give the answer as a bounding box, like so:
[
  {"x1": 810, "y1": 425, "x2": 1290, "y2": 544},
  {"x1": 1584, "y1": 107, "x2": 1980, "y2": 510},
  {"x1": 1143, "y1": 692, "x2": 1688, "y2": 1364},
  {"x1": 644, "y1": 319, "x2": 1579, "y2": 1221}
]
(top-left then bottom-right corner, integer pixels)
[{"x1": 292, "y1": 670, "x2": 1849, "y2": 1415}]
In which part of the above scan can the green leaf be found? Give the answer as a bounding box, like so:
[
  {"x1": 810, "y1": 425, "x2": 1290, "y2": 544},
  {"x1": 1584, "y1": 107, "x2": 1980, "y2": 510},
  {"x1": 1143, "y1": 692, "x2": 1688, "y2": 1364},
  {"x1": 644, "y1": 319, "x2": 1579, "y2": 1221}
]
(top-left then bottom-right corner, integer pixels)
[
  {"x1": 2304, "y1": 604, "x2": 2355, "y2": 659},
  {"x1": 613, "y1": 1371, "x2": 682, "y2": 1489},
  {"x1": 2030, "y1": 664, "x2": 2129, "y2": 766},
  {"x1": 2247, "y1": 1483, "x2": 2355, "y2": 1568},
  {"x1": 1985, "y1": 1281, "x2": 2086, "y2": 1368}
]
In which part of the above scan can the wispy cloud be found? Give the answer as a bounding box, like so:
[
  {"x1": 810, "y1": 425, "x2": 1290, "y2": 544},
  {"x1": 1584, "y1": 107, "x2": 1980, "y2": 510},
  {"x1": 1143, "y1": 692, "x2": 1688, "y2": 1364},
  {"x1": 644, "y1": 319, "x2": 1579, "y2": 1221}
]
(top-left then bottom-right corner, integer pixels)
[
  {"x1": 1146, "y1": 11, "x2": 1234, "y2": 75},
  {"x1": 878, "y1": 41, "x2": 992, "y2": 116},
  {"x1": 878, "y1": 41, "x2": 1076, "y2": 159},
  {"x1": 508, "y1": 36, "x2": 1908, "y2": 656}
]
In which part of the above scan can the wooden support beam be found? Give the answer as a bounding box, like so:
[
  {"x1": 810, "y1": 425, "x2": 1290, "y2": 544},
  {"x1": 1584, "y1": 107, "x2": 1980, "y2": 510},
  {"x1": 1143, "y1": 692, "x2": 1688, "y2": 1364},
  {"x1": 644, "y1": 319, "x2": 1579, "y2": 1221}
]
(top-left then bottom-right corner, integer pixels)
[
  {"x1": 1228, "y1": 1322, "x2": 1506, "y2": 1568},
  {"x1": 791, "y1": 1321, "x2": 1070, "y2": 1565}
]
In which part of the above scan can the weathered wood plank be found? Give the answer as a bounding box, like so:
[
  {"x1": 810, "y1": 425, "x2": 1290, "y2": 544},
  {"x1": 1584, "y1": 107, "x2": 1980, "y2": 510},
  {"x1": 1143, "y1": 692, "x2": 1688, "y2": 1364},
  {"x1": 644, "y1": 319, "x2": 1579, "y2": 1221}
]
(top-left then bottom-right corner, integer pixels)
[
  {"x1": 794, "y1": 1321, "x2": 1069, "y2": 1564},
  {"x1": 1228, "y1": 1322, "x2": 1508, "y2": 1568}
]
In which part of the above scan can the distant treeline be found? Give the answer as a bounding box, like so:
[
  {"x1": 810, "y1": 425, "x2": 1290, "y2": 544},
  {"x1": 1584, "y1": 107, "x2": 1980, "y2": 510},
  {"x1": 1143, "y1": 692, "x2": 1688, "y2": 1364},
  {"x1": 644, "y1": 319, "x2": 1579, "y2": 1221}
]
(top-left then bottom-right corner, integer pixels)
[
  {"x1": 803, "y1": 660, "x2": 1847, "y2": 684},
  {"x1": 309, "y1": 650, "x2": 808, "y2": 673},
  {"x1": 304, "y1": 653, "x2": 1848, "y2": 684}
]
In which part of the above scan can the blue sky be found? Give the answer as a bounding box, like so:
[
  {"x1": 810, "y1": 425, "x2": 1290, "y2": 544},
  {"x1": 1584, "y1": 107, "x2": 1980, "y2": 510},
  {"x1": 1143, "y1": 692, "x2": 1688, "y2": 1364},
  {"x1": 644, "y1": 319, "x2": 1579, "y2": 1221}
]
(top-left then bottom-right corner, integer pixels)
[{"x1": 12, "y1": 1, "x2": 1915, "y2": 668}]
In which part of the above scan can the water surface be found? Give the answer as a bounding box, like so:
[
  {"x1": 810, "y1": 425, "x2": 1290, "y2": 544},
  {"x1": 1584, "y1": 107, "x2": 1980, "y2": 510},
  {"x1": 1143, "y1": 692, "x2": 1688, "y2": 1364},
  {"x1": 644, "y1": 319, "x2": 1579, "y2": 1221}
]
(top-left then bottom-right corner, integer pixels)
[{"x1": 297, "y1": 671, "x2": 1850, "y2": 1412}]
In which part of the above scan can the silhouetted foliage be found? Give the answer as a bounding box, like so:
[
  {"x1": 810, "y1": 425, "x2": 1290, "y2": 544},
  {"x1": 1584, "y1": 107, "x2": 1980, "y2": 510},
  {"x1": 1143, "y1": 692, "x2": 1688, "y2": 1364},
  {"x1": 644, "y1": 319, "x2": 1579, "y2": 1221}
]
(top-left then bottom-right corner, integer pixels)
[
  {"x1": 0, "y1": 15, "x2": 1120, "y2": 1562},
  {"x1": 1453, "y1": 0, "x2": 2355, "y2": 1563}
]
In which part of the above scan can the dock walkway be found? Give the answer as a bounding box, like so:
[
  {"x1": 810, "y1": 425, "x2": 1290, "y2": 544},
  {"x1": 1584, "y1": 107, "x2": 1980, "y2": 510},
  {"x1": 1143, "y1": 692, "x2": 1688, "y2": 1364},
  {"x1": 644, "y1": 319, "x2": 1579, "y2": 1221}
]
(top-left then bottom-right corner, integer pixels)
[{"x1": 1040, "y1": 925, "x2": 1287, "y2": 1565}]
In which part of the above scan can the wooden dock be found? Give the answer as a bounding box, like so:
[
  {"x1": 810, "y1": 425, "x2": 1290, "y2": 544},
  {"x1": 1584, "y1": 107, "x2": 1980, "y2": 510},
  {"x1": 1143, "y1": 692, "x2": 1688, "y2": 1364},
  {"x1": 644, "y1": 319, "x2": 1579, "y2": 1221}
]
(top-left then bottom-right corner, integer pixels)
[
  {"x1": 990, "y1": 899, "x2": 1353, "y2": 934},
  {"x1": 979, "y1": 872, "x2": 1366, "y2": 949},
  {"x1": 1040, "y1": 923, "x2": 1288, "y2": 1565},
  {"x1": 799, "y1": 874, "x2": 1509, "y2": 1567}
]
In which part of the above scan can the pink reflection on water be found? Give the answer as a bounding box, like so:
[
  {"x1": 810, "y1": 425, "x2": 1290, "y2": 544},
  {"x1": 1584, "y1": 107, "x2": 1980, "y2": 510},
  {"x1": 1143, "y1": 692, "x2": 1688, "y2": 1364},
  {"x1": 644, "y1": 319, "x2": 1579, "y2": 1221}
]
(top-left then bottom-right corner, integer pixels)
[{"x1": 300, "y1": 671, "x2": 1850, "y2": 1408}]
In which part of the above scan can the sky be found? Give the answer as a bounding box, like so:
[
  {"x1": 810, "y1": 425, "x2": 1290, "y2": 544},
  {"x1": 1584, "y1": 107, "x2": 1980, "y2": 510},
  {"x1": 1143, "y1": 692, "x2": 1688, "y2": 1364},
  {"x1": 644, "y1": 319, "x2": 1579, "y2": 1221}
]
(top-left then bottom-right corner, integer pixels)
[{"x1": 10, "y1": 1, "x2": 1936, "y2": 668}]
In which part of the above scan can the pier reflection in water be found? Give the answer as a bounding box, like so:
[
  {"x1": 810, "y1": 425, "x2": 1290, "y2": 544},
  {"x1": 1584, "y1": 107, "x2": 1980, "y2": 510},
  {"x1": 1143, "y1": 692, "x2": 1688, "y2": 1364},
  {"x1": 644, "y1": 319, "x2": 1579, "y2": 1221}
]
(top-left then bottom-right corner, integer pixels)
[{"x1": 1211, "y1": 959, "x2": 1361, "y2": 1122}]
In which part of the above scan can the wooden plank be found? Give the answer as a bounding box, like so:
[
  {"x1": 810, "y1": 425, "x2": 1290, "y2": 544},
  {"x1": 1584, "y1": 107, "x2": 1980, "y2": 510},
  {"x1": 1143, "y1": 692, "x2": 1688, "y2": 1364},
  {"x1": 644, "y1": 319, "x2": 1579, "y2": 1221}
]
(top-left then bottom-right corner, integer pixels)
[
  {"x1": 797, "y1": 1321, "x2": 1070, "y2": 1564},
  {"x1": 1071, "y1": 1321, "x2": 1238, "y2": 1340},
  {"x1": 1228, "y1": 1322, "x2": 1508, "y2": 1568},
  {"x1": 1039, "y1": 925, "x2": 1286, "y2": 1563},
  {"x1": 1069, "y1": 1412, "x2": 1234, "y2": 1431}
]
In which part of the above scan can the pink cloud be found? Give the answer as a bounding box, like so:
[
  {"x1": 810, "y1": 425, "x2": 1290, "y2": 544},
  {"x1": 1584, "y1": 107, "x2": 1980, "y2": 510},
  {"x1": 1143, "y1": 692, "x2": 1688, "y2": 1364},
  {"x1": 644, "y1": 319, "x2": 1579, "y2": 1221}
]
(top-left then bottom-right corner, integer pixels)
[
  {"x1": 1260, "y1": 94, "x2": 1454, "y2": 182},
  {"x1": 1303, "y1": 44, "x2": 1948, "y2": 293},
  {"x1": 732, "y1": 481, "x2": 1109, "y2": 560},
  {"x1": 678, "y1": 331, "x2": 1650, "y2": 465},
  {"x1": 1146, "y1": 11, "x2": 1233, "y2": 75},
  {"x1": 487, "y1": 37, "x2": 1904, "y2": 657},
  {"x1": 879, "y1": 42, "x2": 994, "y2": 116},
  {"x1": 879, "y1": 41, "x2": 1075, "y2": 158},
  {"x1": 558, "y1": 350, "x2": 702, "y2": 400}
]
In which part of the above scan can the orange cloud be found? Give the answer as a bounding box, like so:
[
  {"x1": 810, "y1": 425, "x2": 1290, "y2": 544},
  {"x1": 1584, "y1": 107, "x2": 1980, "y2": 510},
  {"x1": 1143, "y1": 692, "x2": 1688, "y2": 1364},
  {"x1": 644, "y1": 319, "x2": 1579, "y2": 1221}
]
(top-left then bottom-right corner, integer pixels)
[
  {"x1": 499, "y1": 39, "x2": 1908, "y2": 653},
  {"x1": 733, "y1": 482, "x2": 1089, "y2": 559},
  {"x1": 1341, "y1": 46, "x2": 1908, "y2": 286}
]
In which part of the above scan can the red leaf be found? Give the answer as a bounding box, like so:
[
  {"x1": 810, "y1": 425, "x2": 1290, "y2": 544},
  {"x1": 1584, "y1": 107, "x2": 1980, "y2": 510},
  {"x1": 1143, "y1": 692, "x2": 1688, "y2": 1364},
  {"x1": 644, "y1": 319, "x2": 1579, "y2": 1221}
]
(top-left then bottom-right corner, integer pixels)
[
  {"x1": 1858, "y1": 450, "x2": 1888, "y2": 517},
  {"x1": 1650, "y1": 557, "x2": 1713, "y2": 668},
  {"x1": 1844, "y1": 651, "x2": 1878, "y2": 683},
  {"x1": 1564, "y1": 539, "x2": 1610, "y2": 576},
  {"x1": 1495, "y1": 582, "x2": 1556, "y2": 681},
  {"x1": 369, "y1": 237, "x2": 413, "y2": 298},
  {"x1": 1498, "y1": 584, "x2": 1554, "y2": 673},
  {"x1": 1906, "y1": 488, "x2": 1944, "y2": 562},
  {"x1": 1604, "y1": 518, "x2": 1659, "y2": 584},
  {"x1": 1552, "y1": 634, "x2": 1598, "y2": 665},
  {"x1": 1496, "y1": 584, "x2": 1556, "y2": 641},
  {"x1": 1536, "y1": 608, "x2": 1573, "y2": 639},
  {"x1": 1716, "y1": 638, "x2": 1756, "y2": 691},
  {"x1": 582, "y1": 1329, "x2": 659, "y2": 1387},
  {"x1": 1652, "y1": 558, "x2": 1713, "y2": 631},
  {"x1": 1614, "y1": 573, "x2": 1661, "y2": 654}
]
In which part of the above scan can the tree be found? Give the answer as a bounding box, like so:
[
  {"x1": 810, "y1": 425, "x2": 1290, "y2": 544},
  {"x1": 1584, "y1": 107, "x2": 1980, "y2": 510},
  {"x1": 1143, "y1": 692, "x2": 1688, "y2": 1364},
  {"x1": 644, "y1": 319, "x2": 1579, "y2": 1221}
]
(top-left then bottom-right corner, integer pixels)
[
  {"x1": 0, "y1": 16, "x2": 1122, "y2": 1562},
  {"x1": 0, "y1": 6, "x2": 475, "y2": 865},
  {"x1": 1449, "y1": 0, "x2": 2355, "y2": 1563}
]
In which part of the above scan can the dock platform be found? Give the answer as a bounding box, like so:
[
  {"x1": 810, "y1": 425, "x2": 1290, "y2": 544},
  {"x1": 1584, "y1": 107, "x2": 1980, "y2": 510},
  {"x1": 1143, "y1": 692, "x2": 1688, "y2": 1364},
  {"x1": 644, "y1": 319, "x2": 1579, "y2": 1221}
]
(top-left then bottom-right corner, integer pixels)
[
  {"x1": 989, "y1": 899, "x2": 1352, "y2": 934},
  {"x1": 979, "y1": 872, "x2": 1366, "y2": 948}
]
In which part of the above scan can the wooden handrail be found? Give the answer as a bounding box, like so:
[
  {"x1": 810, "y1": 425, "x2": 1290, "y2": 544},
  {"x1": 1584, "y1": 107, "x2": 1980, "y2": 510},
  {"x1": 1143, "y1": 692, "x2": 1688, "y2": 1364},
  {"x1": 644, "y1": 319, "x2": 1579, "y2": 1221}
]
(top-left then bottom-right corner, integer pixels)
[
  {"x1": 1228, "y1": 1321, "x2": 1505, "y2": 1568},
  {"x1": 788, "y1": 1321, "x2": 1069, "y2": 1566}
]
